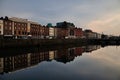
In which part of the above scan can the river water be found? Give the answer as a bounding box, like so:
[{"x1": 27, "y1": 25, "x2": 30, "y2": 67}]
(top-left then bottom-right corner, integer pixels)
[{"x1": 0, "y1": 45, "x2": 120, "y2": 80}]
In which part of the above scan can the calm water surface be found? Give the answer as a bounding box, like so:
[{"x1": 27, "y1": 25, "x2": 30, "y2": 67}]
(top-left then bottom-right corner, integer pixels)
[{"x1": 0, "y1": 45, "x2": 120, "y2": 80}]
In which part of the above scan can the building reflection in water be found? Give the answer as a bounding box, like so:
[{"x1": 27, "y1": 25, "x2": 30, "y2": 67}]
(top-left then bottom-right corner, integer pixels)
[{"x1": 0, "y1": 45, "x2": 101, "y2": 75}]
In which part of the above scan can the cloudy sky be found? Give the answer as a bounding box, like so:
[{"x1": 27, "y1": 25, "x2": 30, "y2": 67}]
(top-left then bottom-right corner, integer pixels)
[{"x1": 0, "y1": 0, "x2": 120, "y2": 35}]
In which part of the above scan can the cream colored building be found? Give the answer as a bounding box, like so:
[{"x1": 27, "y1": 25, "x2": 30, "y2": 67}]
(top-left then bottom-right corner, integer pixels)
[
  {"x1": 0, "y1": 20, "x2": 3, "y2": 35},
  {"x1": 49, "y1": 27, "x2": 58, "y2": 39},
  {"x1": 49, "y1": 51, "x2": 56, "y2": 60},
  {"x1": 49, "y1": 27, "x2": 55, "y2": 38}
]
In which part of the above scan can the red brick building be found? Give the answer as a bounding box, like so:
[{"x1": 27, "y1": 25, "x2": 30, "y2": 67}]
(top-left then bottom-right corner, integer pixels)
[
  {"x1": 3, "y1": 17, "x2": 13, "y2": 38},
  {"x1": 9, "y1": 17, "x2": 28, "y2": 38},
  {"x1": 74, "y1": 28, "x2": 83, "y2": 38},
  {"x1": 56, "y1": 21, "x2": 75, "y2": 39},
  {"x1": 43, "y1": 26, "x2": 49, "y2": 38},
  {"x1": 56, "y1": 28, "x2": 68, "y2": 39},
  {"x1": 30, "y1": 23, "x2": 42, "y2": 38},
  {"x1": 14, "y1": 21, "x2": 27, "y2": 37}
]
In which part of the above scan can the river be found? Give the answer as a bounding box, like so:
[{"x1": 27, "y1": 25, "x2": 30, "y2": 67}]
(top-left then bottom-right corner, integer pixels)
[{"x1": 0, "y1": 45, "x2": 120, "y2": 80}]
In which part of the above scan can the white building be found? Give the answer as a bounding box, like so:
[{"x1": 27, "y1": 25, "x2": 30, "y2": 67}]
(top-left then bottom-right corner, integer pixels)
[{"x1": 49, "y1": 27, "x2": 57, "y2": 39}]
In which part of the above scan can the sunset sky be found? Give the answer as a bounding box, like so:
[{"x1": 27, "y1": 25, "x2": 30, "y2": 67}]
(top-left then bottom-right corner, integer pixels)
[{"x1": 0, "y1": 0, "x2": 120, "y2": 35}]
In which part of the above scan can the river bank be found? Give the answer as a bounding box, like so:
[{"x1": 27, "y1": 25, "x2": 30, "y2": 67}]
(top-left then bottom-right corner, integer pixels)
[
  {"x1": 0, "y1": 39, "x2": 87, "y2": 48},
  {"x1": 0, "y1": 39, "x2": 120, "y2": 48}
]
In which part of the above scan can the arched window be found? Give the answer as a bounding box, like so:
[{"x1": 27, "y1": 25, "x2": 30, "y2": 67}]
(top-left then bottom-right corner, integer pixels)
[{"x1": 70, "y1": 30, "x2": 74, "y2": 36}]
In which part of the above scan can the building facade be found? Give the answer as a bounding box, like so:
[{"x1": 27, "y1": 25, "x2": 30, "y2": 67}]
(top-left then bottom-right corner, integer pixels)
[
  {"x1": 48, "y1": 27, "x2": 58, "y2": 39},
  {"x1": 56, "y1": 28, "x2": 68, "y2": 39},
  {"x1": 43, "y1": 26, "x2": 49, "y2": 38},
  {"x1": 74, "y1": 28, "x2": 83, "y2": 38},
  {"x1": 1, "y1": 17, "x2": 13, "y2": 38},
  {"x1": 29, "y1": 22, "x2": 42, "y2": 39},
  {"x1": 9, "y1": 17, "x2": 28, "y2": 38},
  {"x1": 0, "y1": 19, "x2": 3, "y2": 38},
  {"x1": 0, "y1": 16, "x2": 45, "y2": 39},
  {"x1": 0, "y1": 16, "x2": 103, "y2": 39}
]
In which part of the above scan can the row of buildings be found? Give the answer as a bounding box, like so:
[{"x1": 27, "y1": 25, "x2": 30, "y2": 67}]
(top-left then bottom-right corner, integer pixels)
[
  {"x1": 0, "y1": 45, "x2": 101, "y2": 74},
  {"x1": 0, "y1": 16, "x2": 102, "y2": 39}
]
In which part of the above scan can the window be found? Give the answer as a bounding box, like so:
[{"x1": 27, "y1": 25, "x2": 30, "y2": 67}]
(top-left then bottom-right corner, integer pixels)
[
  {"x1": 19, "y1": 31, "x2": 20, "y2": 34},
  {"x1": 9, "y1": 22, "x2": 12, "y2": 25},
  {"x1": 24, "y1": 28, "x2": 26, "y2": 30},
  {"x1": 0, "y1": 64, "x2": 2, "y2": 67},
  {"x1": 5, "y1": 26, "x2": 7, "y2": 29},
  {"x1": 23, "y1": 27, "x2": 25, "y2": 30},
  {"x1": 18, "y1": 27, "x2": 20, "y2": 30},
  {"x1": 25, "y1": 32, "x2": 27, "y2": 35},
  {"x1": 15, "y1": 22, "x2": 16, "y2": 25},
  {"x1": 0, "y1": 20, "x2": 2, "y2": 23},
  {"x1": 9, "y1": 27, "x2": 12, "y2": 30},
  {"x1": 14, "y1": 31, "x2": 16, "y2": 34},
  {"x1": 14, "y1": 27, "x2": 16, "y2": 30},
  {"x1": 22, "y1": 31, "x2": 24, "y2": 34},
  {"x1": 5, "y1": 22, "x2": 7, "y2": 25}
]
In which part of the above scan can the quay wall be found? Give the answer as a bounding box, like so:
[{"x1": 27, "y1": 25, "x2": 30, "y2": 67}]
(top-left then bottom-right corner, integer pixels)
[
  {"x1": 0, "y1": 39, "x2": 87, "y2": 48},
  {"x1": 0, "y1": 39, "x2": 120, "y2": 48}
]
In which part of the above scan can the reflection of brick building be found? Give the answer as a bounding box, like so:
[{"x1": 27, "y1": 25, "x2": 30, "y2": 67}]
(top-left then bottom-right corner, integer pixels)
[
  {"x1": 30, "y1": 53, "x2": 41, "y2": 65},
  {"x1": 4, "y1": 57, "x2": 13, "y2": 73},
  {"x1": 55, "y1": 48, "x2": 75, "y2": 63},
  {"x1": 75, "y1": 47, "x2": 84, "y2": 56},
  {"x1": 3, "y1": 54, "x2": 28, "y2": 73},
  {"x1": 44, "y1": 52, "x2": 49, "y2": 60},
  {"x1": 0, "y1": 58, "x2": 4, "y2": 74},
  {"x1": 2, "y1": 52, "x2": 50, "y2": 73},
  {"x1": 30, "y1": 52, "x2": 49, "y2": 65},
  {"x1": 55, "y1": 49, "x2": 68, "y2": 63},
  {"x1": 13, "y1": 54, "x2": 28, "y2": 70},
  {"x1": 68, "y1": 48, "x2": 75, "y2": 60}
]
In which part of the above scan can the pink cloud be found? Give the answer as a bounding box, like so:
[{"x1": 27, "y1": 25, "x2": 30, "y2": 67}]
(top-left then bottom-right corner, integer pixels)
[{"x1": 87, "y1": 13, "x2": 120, "y2": 35}]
